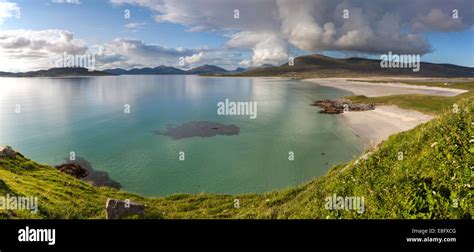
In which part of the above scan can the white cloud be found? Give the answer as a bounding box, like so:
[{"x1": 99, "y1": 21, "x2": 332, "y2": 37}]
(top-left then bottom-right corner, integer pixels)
[
  {"x1": 0, "y1": 29, "x2": 237, "y2": 71},
  {"x1": 111, "y1": 0, "x2": 474, "y2": 59},
  {"x1": 0, "y1": 1, "x2": 20, "y2": 24},
  {"x1": 0, "y1": 29, "x2": 87, "y2": 54},
  {"x1": 111, "y1": 0, "x2": 284, "y2": 65},
  {"x1": 251, "y1": 38, "x2": 288, "y2": 66},
  {"x1": 0, "y1": 29, "x2": 88, "y2": 71},
  {"x1": 226, "y1": 31, "x2": 288, "y2": 66},
  {"x1": 124, "y1": 22, "x2": 146, "y2": 31},
  {"x1": 3, "y1": 0, "x2": 474, "y2": 71},
  {"x1": 95, "y1": 38, "x2": 206, "y2": 69},
  {"x1": 239, "y1": 59, "x2": 251, "y2": 67},
  {"x1": 52, "y1": 0, "x2": 81, "y2": 4},
  {"x1": 184, "y1": 51, "x2": 204, "y2": 65},
  {"x1": 125, "y1": 22, "x2": 145, "y2": 29}
]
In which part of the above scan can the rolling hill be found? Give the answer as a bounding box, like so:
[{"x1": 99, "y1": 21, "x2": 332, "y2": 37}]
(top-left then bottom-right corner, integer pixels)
[
  {"x1": 104, "y1": 65, "x2": 185, "y2": 75},
  {"x1": 2, "y1": 54, "x2": 470, "y2": 78},
  {"x1": 0, "y1": 67, "x2": 114, "y2": 77},
  {"x1": 235, "y1": 54, "x2": 474, "y2": 78},
  {"x1": 186, "y1": 64, "x2": 229, "y2": 75}
]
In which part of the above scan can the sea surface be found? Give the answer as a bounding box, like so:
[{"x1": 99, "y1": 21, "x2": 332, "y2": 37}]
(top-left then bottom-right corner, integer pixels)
[{"x1": 0, "y1": 75, "x2": 363, "y2": 196}]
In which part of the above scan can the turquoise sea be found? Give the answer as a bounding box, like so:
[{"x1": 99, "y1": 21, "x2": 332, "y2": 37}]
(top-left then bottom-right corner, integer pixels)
[{"x1": 0, "y1": 75, "x2": 363, "y2": 196}]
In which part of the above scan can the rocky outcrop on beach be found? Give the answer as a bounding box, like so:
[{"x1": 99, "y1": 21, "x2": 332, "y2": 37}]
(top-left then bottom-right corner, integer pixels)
[
  {"x1": 312, "y1": 99, "x2": 375, "y2": 114},
  {"x1": 106, "y1": 198, "x2": 145, "y2": 219}
]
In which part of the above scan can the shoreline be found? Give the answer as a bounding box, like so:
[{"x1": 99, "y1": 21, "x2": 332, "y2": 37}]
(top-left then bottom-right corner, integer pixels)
[
  {"x1": 306, "y1": 78, "x2": 462, "y2": 147},
  {"x1": 305, "y1": 78, "x2": 468, "y2": 97},
  {"x1": 337, "y1": 106, "x2": 435, "y2": 148}
]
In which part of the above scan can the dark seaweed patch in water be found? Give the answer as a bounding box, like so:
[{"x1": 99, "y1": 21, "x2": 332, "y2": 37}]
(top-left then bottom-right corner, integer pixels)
[
  {"x1": 155, "y1": 121, "x2": 240, "y2": 140},
  {"x1": 58, "y1": 156, "x2": 122, "y2": 189}
]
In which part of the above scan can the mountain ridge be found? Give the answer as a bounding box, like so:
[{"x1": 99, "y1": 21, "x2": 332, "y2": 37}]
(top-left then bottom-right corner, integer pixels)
[
  {"x1": 234, "y1": 54, "x2": 474, "y2": 78},
  {"x1": 1, "y1": 54, "x2": 472, "y2": 78}
]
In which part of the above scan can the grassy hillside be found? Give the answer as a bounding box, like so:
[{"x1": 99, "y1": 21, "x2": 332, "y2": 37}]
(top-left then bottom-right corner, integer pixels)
[
  {"x1": 0, "y1": 99, "x2": 472, "y2": 219},
  {"x1": 234, "y1": 54, "x2": 474, "y2": 78}
]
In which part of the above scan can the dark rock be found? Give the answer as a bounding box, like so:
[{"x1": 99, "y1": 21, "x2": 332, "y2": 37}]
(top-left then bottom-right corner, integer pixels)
[
  {"x1": 311, "y1": 99, "x2": 374, "y2": 114},
  {"x1": 59, "y1": 157, "x2": 122, "y2": 189},
  {"x1": 55, "y1": 163, "x2": 89, "y2": 179},
  {"x1": 0, "y1": 146, "x2": 23, "y2": 158},
  {"x1": 106, "y1": 198, "x2": 145, "y2": 219},
  {"x1": 83, "y1": 170, "x2": 122, "y2": 189}
]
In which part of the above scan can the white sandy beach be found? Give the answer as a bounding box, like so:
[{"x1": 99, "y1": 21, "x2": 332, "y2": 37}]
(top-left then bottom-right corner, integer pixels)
[
  {"x1": 306, "y1": 78, "x2": 468, "y2": 97},
  {"x1": 339, "y1": 106, "x2": 434, "y2": 148},
  {"x1": 306, "y1": 78, "x2": 465, "y2": 147}
]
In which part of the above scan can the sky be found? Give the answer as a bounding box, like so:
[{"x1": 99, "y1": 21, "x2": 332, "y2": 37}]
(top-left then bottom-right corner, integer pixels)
[{"x1": 0, "y1": 0, "x2": 473, "y2": 72}]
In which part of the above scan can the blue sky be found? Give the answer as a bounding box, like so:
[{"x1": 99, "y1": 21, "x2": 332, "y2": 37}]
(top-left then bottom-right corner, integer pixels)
[
  {"x1": 0, "y1": 0, "x2": 473, "y2": 72},
  {"x1": 6, "y1": 0, "x2": 227, "y2": 49}
]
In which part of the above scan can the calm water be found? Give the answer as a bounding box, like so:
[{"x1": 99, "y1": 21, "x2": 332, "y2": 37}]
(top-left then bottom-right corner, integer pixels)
[{"x1": 0, "y1": 75, "x2": 363, "y2": 196}]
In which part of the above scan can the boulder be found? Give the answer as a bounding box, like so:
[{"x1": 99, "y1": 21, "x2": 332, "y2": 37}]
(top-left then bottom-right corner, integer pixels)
[
  {"x1": 61, "y1": 157, "x2": 122, "y2": 190},
  {"x1": 0, "y1": 146, "x2": 23, "y2": 158},
  {"x1": 55, "y1": 163, "x2": 89, "y2": 179},
  {"x1": 106, "y1": 199, "x2": 145, "y2": 219}
]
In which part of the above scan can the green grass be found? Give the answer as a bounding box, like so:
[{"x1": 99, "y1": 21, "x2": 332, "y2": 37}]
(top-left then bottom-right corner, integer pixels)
[
  {"x1": 345, "y1": 81, "x2": 474, "y2": 115},
  {"x1": 1, "y1": 98, "x2": 472, "y2": 219}
]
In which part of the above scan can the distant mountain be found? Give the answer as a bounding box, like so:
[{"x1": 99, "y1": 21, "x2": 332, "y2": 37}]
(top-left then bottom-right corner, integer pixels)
[
  {"x1": 0, "y1": 67, "x2": 114, "y2": 77},
  {"x1": 3, "y1": 55, "x2": 471, "y2": 78},
  {"x1": 228, "y1": 67, "x2": 247, "y2": 73},
  {"x1": 237, "y1": 54, "x2": 474, "y2": 78},
  {"x1": 103, "y1": 64, "x2": 229, "y2": 75},
  {"x1": 246, "y1": 64, "x2": 275, "y2": 71},
  {"x1": 186, "y1": 64, "x2": 228, "y2": 75},
  {"x1": 102, "y1": 68, "x2": 129, "y2": 75},
  {"x1": 104, "y1": 65, "x2": 185, "y2": 75}
]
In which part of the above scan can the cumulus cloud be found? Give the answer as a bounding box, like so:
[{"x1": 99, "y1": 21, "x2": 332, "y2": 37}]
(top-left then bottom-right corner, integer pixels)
[
  {"x1": 226, "y1": 31, "x2": 289, "y2": 66},
  {"x1": 0, "y1": 29, "x2": 87, "y2": 55},
  {"x1": 0, "y1": 1, "x2": 20, "y2": 24},
  {"x1": 184, "y1": 51, "x2": 204, "y2": 65},
  {"x1": 412, "y1": 8, "x2": 465, "y2": 32},
  {"x1": 3, "y1": 0, "x2": 474, "y2": 71},
  {"x1": 111, "y1": 0, "x2": 283, "y2": 65},
  {"x1": 276, "y1": 0, "x2": 434, "y2": 54},
  {"x1": 111, "y1": 0, "x2": 474, "y2": 65},
  {"x1": 0, "y1": 29, "x2": 235, "y2": 71},
  {"x1": 95, "y1": 38, "x2": 206, "y2": 69},
  {"x1": 0, "y1": 29, "x2": 88, "y2": 71},
  {"x1": 239, "y1": 59, "x2": 251, "y2": 67},
  {"x1": 228, "y1": 31, "x2": 288, "y2": 66}
]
